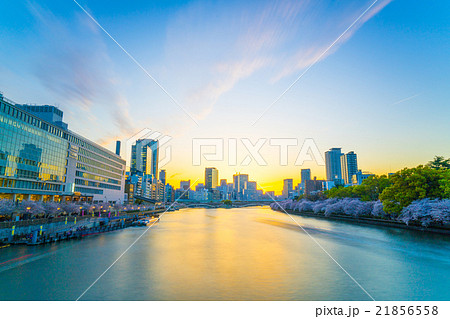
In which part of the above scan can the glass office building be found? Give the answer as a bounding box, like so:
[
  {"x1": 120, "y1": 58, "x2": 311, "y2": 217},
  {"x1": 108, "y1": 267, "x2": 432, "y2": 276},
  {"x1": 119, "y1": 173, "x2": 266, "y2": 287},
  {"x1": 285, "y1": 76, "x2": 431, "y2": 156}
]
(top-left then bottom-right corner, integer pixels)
[{"x1": 0, "y1": 93, "x2": 125, "y2": 203}]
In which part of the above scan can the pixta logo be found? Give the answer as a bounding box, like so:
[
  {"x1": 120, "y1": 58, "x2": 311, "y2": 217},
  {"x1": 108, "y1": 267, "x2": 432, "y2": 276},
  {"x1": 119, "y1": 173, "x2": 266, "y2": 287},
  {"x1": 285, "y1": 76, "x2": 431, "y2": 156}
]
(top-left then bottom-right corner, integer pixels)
[
  {"x1": 192, "y1": 138, "x2": 324, "y2": 166},
  {"x1": 123, "y1": 128, "x2": 172, "y2": 170}
]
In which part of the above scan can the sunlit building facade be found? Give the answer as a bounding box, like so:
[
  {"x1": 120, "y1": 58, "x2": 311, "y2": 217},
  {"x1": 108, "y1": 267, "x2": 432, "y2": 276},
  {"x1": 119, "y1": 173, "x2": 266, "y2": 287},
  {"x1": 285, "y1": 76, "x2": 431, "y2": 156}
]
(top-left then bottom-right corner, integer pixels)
[
  {"x1": 340, "y1": 151, "x2": 358, "y2": 185},
  {"x1": 205, "y1": 167, "x2": 218, "y2": 190},
  {"x1": 282, "y1": 178, "x2": 293, "y2": 199},
  {"x1": 130, "y1": 139, "x2": 159, "y2": 180},
  {"x1": 0, "y1": 93, "x2": 125, "y2": 203}
]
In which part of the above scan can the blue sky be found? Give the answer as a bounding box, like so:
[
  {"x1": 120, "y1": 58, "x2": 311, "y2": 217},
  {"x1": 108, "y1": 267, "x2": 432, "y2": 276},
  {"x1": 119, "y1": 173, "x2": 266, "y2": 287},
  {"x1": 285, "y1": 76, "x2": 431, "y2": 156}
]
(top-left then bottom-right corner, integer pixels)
[{"x1": 0, "y1": 0, "x2": 449, "y2": 192}]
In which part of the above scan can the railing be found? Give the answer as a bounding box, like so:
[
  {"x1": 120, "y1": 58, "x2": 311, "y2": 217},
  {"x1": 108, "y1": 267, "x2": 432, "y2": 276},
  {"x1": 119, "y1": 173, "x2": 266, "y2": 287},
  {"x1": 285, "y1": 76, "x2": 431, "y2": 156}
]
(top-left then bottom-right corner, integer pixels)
[
  {"x1": 0, "y1": 208, "x2": 165, "y2": 229},
  {"x1": 0, "y1": 93, "x2": 17, "y2": 106}
]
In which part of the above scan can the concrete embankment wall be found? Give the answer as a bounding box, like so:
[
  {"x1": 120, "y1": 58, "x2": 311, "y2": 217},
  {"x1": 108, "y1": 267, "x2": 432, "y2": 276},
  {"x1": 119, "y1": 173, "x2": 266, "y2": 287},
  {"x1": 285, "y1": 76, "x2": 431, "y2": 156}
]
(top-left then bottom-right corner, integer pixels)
[
  {"x1": 0, "y1": 209, "x2": 165, "y2": 243},
  {"x1": 0, "y1": 219, "x2": 91, "y2": 241}
]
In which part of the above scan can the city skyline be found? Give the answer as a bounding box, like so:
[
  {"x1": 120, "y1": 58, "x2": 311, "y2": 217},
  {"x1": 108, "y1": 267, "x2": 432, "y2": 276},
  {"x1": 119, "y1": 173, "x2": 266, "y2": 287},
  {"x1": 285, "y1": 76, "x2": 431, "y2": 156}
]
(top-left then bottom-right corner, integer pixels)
[
  {"x1": 0, "y1": 88, "x2": 439, "y2": 196},
  {"x1": 1, "y1": 0, "x2": 449, "y2": 193},
  {"x1": 0, "y1": 89, "x2": 439, "y2": 196}
]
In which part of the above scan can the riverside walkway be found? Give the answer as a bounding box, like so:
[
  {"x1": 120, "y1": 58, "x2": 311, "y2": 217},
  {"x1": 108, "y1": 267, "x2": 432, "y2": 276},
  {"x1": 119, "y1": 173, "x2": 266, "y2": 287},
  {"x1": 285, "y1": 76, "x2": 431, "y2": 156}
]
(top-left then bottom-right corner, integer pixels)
[{"x1": 0, "y1": 209, "x2": 165, "y2": 246}]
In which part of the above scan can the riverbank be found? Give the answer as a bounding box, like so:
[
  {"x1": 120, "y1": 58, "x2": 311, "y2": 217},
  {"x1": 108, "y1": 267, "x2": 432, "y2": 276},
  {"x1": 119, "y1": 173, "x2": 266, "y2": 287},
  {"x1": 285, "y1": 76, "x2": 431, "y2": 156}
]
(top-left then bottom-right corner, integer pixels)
[
  {"x1": 271, "y1": 207, "x2": 450, "y2": 235},
  {"x1": 0, "y1": 209, "x2": 164, "y2": 246}
]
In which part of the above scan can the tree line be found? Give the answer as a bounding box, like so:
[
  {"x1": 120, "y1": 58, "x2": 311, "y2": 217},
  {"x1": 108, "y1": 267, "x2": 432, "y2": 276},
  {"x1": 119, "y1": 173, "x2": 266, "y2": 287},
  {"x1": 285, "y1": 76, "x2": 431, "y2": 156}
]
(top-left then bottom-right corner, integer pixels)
[{"x1": 322, "y1": 156, "x2": 450, "y2": 215}]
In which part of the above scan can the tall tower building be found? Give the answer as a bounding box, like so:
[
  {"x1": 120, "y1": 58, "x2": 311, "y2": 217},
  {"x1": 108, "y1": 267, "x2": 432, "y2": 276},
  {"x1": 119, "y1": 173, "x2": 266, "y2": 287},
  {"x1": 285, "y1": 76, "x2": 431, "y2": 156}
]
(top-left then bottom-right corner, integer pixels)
[
  {"x1": 341, "y1": 151, "x2": 358, "y2": 185},
  {"x1": 325, "y1": 148, "x2": 343, "y2": 184},
  {"x1": 160, "y1": 169, "x2": 166, "y2": 184},
  {"x1": 301, "y1": 169, "x2": 311, "y2": 183},
  {"x1": 130, "y1": 139, "x2": 159, "y2": 179},
  {"x1": 180, "y1": 180, "x2": 191, "y2": 190},
  {"x1": 233, "y1": 174, "x2": 248, "y2": 199},
  {"x1": 282, "y1": 179, "x2": 293, "y2": 198},
  {"x1": 205, "y1": 167, "x2": 219, "y2": 190}
]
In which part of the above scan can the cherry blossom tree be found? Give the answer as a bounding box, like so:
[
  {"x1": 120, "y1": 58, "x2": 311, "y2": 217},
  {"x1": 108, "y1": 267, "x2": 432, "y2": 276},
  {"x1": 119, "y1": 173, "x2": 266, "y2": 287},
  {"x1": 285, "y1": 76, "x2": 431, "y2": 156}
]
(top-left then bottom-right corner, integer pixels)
[
  {"x1": 271, "y1": 197, "x2": 450, "y2": 227},
  {"x1": 399, "y1": 199, "x2": 450, "y2": 226},
  {"x1": 18, "y1": 200, "x2": 45, "y2": 217},
  {"x1": 42, "y1": 201, "x2": 60, "y2": 218},
  {"x1": 0, "y1": 200, "x2": 16, "y2": 219}
]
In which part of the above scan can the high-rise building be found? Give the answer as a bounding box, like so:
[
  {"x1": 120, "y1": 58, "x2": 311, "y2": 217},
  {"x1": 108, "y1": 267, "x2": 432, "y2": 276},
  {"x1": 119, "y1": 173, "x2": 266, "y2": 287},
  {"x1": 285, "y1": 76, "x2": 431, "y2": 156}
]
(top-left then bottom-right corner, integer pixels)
[
  {"x1": 243, "y1": 181, "x2": 258, "y2": 200},
  {"x1": 301, "y1": 169, "x2": 311, "y2": 183},
  {"x1": 160, "y1": 169, "x2": 166, "y2": 184},
  {"x1": 130, "y1": 139, "x2": 159, "y2": 179},
  {"x1": 180, "y1": 180, "x2": 191, "y2": 191},
  {"x1": 340, "y1": 151, "x2": 358, "y2": 185},
  {"x1": 165, "y1": 184, "x2": 175, "y2": 202},
  {"x1": 195, "y1": 183, "x2": 205, "y2": 192},
  {"x1": 205, "y1": 167, "x2": 218, "y2": 190},
  {"x1": 265, "y1": 191, "x2": 275, "y2": 198},
  {"x1": 179, "y1": 180, "x2": 191, "y2": 199},
  {"x1": 218, "y1": 179, "x2": 229, "y2": 200},
  {"x1": 282, "y1": 179, "x2": 293, "y2": 199},
  {"x1": 304, "y1": 177, "x2": 324, "y2": 195},
  {"x1": 0, "y1": 93, "x2": 126, "y2": 203},
  {"x1": 233, "y1": 174, "x2": 248, "y2": 199},
  {"x1": 325, "y1": 148, "x2": 343, "y2": 184}
]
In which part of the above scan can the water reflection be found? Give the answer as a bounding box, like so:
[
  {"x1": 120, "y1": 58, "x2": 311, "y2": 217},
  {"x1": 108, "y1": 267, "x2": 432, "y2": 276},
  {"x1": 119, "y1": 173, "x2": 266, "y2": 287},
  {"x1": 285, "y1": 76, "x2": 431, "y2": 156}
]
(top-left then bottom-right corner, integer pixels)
[{"x1": 0, "y1": 207, "x2": 448, "y2": 300}]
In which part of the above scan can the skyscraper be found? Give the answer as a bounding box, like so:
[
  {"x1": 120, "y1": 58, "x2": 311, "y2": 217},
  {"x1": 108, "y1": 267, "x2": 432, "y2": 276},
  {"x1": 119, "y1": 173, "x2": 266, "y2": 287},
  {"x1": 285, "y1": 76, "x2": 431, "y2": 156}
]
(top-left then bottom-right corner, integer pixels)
[
  {"x1": 282, "y1": 179, "x2": 293, "y2": 199},
  {"x1": 233, "y1": 174, "x2": 248, "y2": 199},
  {"x1": 325, "y1": 148, "x2": 343, "y2": 184},
  {"x1": 179, "y1": 180, "x2": 191, "y2": 199},
  {"x1": 180, "y1": 180, "x2": 191, "y2": 190},
  {"x1": 205, "y1": 167, "x2": 219, "y2": 190},
  {"x1": 301, "y1": 169, "x2": 311, "y2": 183},
  {"x1": 160, "y1": 169, "x2": 166, "y2": 184},
  {"x1": 130, "y1": 139, "x2": 159, "y2": 179},
  {"x1": 340, "y1": 151, "x2": 358, "y2": 185}
]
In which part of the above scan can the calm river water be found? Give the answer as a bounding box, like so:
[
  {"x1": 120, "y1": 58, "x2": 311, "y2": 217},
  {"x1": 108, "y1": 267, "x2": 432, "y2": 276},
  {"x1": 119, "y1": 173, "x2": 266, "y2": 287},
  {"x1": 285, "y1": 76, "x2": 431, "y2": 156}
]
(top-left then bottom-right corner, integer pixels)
[{"x1": 0, "y1": 207, "x2": 449, "y2": 300}]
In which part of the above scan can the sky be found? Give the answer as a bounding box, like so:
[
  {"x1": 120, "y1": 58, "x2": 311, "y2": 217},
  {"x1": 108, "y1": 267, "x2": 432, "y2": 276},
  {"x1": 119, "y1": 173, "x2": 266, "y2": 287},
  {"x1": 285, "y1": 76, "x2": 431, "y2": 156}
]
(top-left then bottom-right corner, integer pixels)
[{"x1": 0, "y1": 0, "x2": 449, "y2": 193}]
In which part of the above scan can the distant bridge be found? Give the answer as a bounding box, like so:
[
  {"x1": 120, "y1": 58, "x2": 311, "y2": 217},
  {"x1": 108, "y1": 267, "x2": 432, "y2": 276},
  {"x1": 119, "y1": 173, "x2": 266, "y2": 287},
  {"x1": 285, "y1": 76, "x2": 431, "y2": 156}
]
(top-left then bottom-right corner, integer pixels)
[{"x1": 175, "y1": 201, "x2": 271, "y2": 209}]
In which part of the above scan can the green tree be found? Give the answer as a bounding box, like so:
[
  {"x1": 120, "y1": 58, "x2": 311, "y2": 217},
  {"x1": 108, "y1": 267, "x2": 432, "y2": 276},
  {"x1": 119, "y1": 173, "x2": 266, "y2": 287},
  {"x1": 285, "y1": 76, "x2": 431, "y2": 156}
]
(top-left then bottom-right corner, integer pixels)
[
  {"x1": 379, "y1": 166, "x2": 444, "y2": 215},
  {"x1": 427, "y1": 156, "x2": 450, "y2": 170},
  {"x1": 439, "y1": 169, "x2": 450, "y2": 198},
  {"x1": 222, "y1": 199, "x2": 232, "y2": 206},
  {"x1": 325, "y1": 175, "x2": 392, "y2": 201},
  {"x1": 357, "y1": 175, "x2": 392, "y2": 201}
]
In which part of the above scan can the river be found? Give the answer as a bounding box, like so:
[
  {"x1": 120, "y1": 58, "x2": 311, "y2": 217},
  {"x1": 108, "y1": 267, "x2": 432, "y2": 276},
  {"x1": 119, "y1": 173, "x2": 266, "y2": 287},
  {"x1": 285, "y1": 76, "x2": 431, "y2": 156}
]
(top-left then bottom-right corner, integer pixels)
[{"x1": 0, "y1": 207, "x2": 449, "y2": 301}]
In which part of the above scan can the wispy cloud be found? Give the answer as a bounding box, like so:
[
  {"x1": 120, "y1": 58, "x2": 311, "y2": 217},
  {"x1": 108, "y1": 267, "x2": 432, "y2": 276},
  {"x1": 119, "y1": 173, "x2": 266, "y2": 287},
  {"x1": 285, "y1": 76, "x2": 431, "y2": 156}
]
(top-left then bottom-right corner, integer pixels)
[
  {"x1": 27, "y1": 2, "x2": 134, "y2": 137},
  {"x1": 272, "y1": 0, "x2": 393, "y2": 81},
  {"x1": 187, "y1": 57, "x2": 272, "y2": 120},
  {"x1": 165, "y1": 0, "x2": 392, "y2": 120}
]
